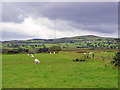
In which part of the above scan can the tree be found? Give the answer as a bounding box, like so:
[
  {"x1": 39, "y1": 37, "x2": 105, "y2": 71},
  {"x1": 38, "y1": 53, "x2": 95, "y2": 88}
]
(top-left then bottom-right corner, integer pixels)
[
  {"x1": 29, "y1": 48, "x2": 37, "y2": 53},
  {"x1": 111, "y1": 52, "x2": 120, "y2": 68},
  {"x1": 49, "y1": 46, "x2": 61, "y2": 52},
  {"x1": 35, "y1": 45, "x2": 37, "y2": 47},
  {"x1": 43, "y1": 46, "x2": 49, "y2": 52},
  {"x1": 7, "y1": 44, "x2": 9, "y2": 47},
  {"x1": 37, "y1": 46, "x2": 49, "y2": 53},
  {"x1": 110, "y1": 46, "x2": 113, "y2": 49}
]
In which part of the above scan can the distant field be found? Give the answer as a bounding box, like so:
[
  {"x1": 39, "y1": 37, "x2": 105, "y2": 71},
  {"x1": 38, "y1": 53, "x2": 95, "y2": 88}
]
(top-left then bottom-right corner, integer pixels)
[
  {"x1": 2, "y1": 51, "x2": 118, "y2": 88},
  {"x1": 2, "y1": 35, "x2": 118, "y2": 51}
]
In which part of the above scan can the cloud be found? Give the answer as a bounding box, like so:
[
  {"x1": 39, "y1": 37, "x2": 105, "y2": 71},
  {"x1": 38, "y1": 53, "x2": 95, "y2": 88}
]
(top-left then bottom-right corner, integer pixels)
[
  {"x1": 2, "y1": 2, "x2": 118, "y2": 24},
  {"x1": 1, "y1": 16, "x2": 118, "y2": 41},
  {"x1": 2, "y1": 17, "x2": 54, "y2": 40},
  {"x1": 1, "y1": 2, "x2": 118, "y2": 41}
]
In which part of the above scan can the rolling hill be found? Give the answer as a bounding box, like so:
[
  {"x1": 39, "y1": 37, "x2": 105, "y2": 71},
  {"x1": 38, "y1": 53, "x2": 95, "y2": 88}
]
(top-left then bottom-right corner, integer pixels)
[{"x1": 2, "y1": 35, "x2": 119, "y2": 53}]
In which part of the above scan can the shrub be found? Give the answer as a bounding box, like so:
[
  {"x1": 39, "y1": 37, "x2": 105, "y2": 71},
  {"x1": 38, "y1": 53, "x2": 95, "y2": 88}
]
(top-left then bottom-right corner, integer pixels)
[
  {"x1": 37, "y1": 46, "x2": 49, "y2": 53},
  {"x1": 111, "y1": 52, "x2": 120, "y2": 68},
  {"x1": 2, "y1": 49, "x2": 8, "y2": 53},
  {"x1": 49, "y1": 46, "x2": 61, "y2": 52},
  {"x1": 77, "y1": 51, "x2": 87, "y2": 53},
  {"x1": 79, "y1": 57, "x2": 86, "y2": 62},
  {"x1": 7, "y1": 50, "x2": 19, "y2": 54},
  {"x1": 75, "y1": 58, "x2": 79, "y2": 62}
]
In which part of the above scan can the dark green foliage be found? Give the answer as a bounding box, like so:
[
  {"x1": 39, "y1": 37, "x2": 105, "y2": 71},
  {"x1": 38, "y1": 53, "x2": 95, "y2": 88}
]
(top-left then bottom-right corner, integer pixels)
[
  {"x1": 7, "y1": 50, "x2": 19, "y2": 54},
  {"x1": 73, "y1": 57, "x2": 86, "y2": 62},
  {"x1": 2, "y1": 48, "x2": 29, "y2": 54},
  {"x1": 2, "y1": 49, "x2": 9, "y2": 53},
  {"x1": 111, "y1": 52, "x2": 120, "y2": 67},
  {"x1": 77, "y1": 51, "x2": 87, "y2": 53},
  {"x1": 75, "y1": 58, "x2": 79, "y2": 62},
  {"x1": 49, "y1": 46, "x2": 61, "y2": 52},
  {"x1": 18, "y1": 48, "x2": 29, "y2": 53},
  {"x1": 79, "y1": 57, "x2": 86, "y2": 62},
  {"x1": 38, "y1": 47, "x2": 49, "y2": 53}
]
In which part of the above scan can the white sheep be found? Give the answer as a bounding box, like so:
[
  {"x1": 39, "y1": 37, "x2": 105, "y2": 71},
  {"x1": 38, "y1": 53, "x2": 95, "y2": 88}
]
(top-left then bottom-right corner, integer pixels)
[
  {"x1": 31, "y1": 55, "x2": 34, "y2": 58},
  {"x1": 83, "y1": 53, "x2": 86, "y2": 55},
  {"x1": 28, "y1": 54, "x2": 29, "y2": 56},
  {"x1": 53, "y1": 52, "x2": 55, "y2": 54},
  {"x1": 50, "y1": 52, "x2": 52, "y2": 54},
  {"x1": 34, "y1": 59, "x2": 40, "y2": 64},
  {"x1": 89, "y1": 52, "x2": 93, "y2": 54}
]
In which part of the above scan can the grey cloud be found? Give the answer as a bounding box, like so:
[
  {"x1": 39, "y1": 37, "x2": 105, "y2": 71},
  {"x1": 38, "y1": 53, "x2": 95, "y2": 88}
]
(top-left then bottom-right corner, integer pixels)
[
  {"x1": 2, "y1": 2, "x2": 118, "y2": 24},
  {"x1": 1, "y1": 2, "x2": 118, "y2": 40},
  {"x1": 2, "y1": 3, "x2": 23, "y2": 23},
  {"x1": 41, "y1": 2, "x2": 118, "y2": 24},
  {"x1": 2, "y1": 30, "x2": 33, "y2": 41},
  {"x1": 67, "y1": 22, "x2": 118, "y2": 33}
]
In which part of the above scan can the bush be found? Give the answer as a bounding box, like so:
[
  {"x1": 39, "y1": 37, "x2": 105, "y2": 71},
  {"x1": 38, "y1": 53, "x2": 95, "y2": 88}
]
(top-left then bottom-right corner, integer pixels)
[
  {"x1": 7, "y1": 50, "x2": 19, "y2": 54},
  {"x1": 2, "y1": 49, "x2": 8, "y2": 53},
  {"x1": 77, "y1": 51, "x2": 87, "y2": 53},
  {"x1": 29, "y1": 48, "x2": 38, "y2": 54},
  {"x1": 111, "y1": 52, "x2": 120, "y2": 68},
  {"x1": 49, "y1": 46, "x2": 61, "y2": 52},
  {"x1": 73, "y1": 57, "x2": 86, "y2": 62},
  {"x1": 37, "y1": 47, "x2": 49, "y2": 53},
  {"x1": 79, "y1": 57, "x2": 86, "y2": 62},
  {"x1": 75, "y1": 58, "x2": 79, "y2": 62}
]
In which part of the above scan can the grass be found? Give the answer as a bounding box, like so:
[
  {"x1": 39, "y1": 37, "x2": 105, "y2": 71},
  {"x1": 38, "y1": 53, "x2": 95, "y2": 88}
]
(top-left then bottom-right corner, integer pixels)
[{"x1": 2, "y1": 51, "x2": 118, "y2": 88}]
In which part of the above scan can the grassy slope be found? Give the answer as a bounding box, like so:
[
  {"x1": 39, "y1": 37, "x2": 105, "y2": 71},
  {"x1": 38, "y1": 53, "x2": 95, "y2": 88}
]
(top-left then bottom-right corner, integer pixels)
[
  {"x1": 2, "y1": 35, "x2": 118, "y2": 52},
  {"x1": 2, "y1": 51, "x2": 118, "y2": 88}
]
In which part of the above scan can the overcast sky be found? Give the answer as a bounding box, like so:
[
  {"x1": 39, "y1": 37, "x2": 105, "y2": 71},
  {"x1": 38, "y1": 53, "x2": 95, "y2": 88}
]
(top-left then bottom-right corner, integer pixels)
[{"x1": 1, "y1": 2, "x2": 118, "y2": 41}]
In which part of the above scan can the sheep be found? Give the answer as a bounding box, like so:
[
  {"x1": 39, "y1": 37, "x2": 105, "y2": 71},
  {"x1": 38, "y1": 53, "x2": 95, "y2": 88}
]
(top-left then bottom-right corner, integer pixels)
[
  {"x1": 34, "y1": 59, "x2": 40, "y2": 64},
  {"x1": 28, "y1": 54, "x2": 29, "y2": 56},
  {"x1": 102, "y1": 52, "x2": 107, "y2": 53},
  {"x1": 53, "y1": 52, "x2": 55, "y2": 54},
  {"x1": 89, "y1": 52, "x2": 93, "y2": 54},
  {"x1": 83, "y1": 53, "x2": 86, "y2": 55},
  {"x1": 31, "y1": 55, "x2": 34, "y2": 58},
  {"x1": 50, "y1": 52, "x2": 52, "y2": 54}
]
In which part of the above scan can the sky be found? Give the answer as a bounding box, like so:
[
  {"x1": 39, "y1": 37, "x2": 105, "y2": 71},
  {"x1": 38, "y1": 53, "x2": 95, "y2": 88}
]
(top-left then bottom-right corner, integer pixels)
[{"x1": 1, "y1": 2, "x2": 118, "y2": 41}]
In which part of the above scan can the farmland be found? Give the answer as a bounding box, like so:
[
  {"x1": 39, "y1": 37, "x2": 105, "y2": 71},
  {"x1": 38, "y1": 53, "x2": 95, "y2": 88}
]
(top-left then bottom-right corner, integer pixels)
[
  {"x1": 2, "y1": 35, "x2": 119, "y2": 54},
  {"x1": 2, "y1": 51, "x2": 118, "y2": 88},
  {"x1": 2, "y1": 35, "x2": 119, "y2": 88}
]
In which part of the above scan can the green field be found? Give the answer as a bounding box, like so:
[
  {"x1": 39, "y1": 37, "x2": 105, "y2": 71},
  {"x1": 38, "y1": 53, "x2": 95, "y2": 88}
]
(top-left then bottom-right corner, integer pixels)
[
  {"x1": 2, "y1": 35, "x2": 118, "y2": 53},
  {"x1": 2, "y1": 51, "x2": 118, "y2": 88}
]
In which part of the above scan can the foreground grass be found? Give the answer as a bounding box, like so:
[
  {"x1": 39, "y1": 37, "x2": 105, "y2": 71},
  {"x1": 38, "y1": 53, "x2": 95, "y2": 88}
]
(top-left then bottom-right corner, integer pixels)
[{"x1": 2, "y1": 51, "x2": 118, "y2": 88}]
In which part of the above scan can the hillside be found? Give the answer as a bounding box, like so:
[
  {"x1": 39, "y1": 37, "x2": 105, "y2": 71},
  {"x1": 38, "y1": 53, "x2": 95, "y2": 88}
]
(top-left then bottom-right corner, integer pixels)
[
  {"x1": 2, "y1": 35, "x2": 118, "y2": 44},
  {"x1": 2, "y1": 35, "x2": 119, "y2": 53}
]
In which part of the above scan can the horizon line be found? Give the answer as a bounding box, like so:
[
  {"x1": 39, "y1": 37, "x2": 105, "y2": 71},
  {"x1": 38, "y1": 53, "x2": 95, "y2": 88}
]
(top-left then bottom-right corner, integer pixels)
[{"x1": 1, "y1": 34, "x2": 118, "y2": 42}]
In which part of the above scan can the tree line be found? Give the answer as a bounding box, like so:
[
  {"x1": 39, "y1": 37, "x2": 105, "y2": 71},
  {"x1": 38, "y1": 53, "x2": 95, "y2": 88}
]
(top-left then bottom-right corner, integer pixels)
[{"x1": 2, "y1": 46, "x2": 61, "y2": 54}]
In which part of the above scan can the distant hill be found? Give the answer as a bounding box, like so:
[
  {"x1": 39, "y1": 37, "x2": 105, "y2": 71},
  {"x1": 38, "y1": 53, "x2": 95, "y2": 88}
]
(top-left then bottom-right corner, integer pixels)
[
  {"x1": 2, "y1": 35, "x2": 119, "y2": 52},
  {"x1": 2, "y1": 35, "x2": 118, "y2": 44}
]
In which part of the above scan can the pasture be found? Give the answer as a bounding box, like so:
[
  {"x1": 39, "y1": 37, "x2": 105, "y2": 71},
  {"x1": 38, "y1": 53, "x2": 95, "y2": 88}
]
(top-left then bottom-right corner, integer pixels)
[{"x1": 2, "y1": 51, "x2": 118, "y2": 88}]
